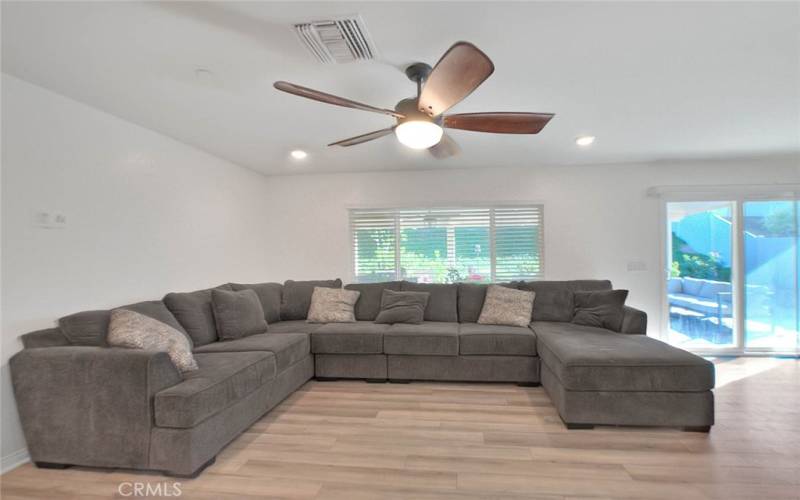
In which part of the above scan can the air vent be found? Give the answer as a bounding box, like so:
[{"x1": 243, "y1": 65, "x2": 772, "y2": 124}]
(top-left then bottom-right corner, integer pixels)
[{"x1": 293, "y1": 16, "x2": 376, "y2": 64}]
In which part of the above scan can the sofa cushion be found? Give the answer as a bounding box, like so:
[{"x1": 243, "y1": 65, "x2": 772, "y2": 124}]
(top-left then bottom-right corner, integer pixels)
[
  {"x1": 154, "y1": 351, "x2": 275, "y2": 428},
  {"x1": 344, "y1": 281, "x2": 403, "y2": 321},
  {"x1": 230, "y1": 282, "x2": 282, "y2": 324},
  {"x1": 532, "y1": 321, "x2": 714, "y2": 392},
  {"x1": 281, "y1": 279, "x2": 342, "y2": 320},
  {"x1": 311, "y1": 322, "x2": 389, "y2": 354},
  {"x1": 478, "y1": 285, "x2": 535, "y2": 327},
  {"x1": 517, "y1": 280, "x2": 612, "y2": 322},
  {"x1": 307, "y1": 287, "x2": 360, "y2": 323},
  {"x1": 193, "y1": 333, "x2": 309, "y2": 372},
  {"x1": 268, "y1": 320, "x2": 323, "y2": 334},
  {"x1": 374, "y1": 290, "x2": 430, "y2": 324},
  {"x1": 212, "y1": 288, "x2": 268, "y2": 340},
  {"x1": 401, "y1": 282, "x2": 458, "y2": 322},
  {"x1": 59, "y1": 300, "x2": 189, "y2": 347},
  {"x1": 108, "y1": 309, "x2": 198, "y2": 373},
  {"x1": 682, "y1": 277, "x2": 705, "y2": 296},
  {"x1": 698, "y1": 279, "x2": 731, "y2": 299},
  {"x1": 458, "y1": 323, "x2": 537, "y2": 356},
  {"x1": 58, "y1": 310, "x2": 111, "y2": 346},
  {"x1": 667, "y1": 278, "x2": 683, "y2": 294},
  {"x1": 572, "y1": 289, "x2": 628, "y2": 331},
  {"x1": 163, "y1": 284, "x2": 233, "y2": 347},
  {"x1": 457, "y1": 283, "x2": 517, "y2": 323},
  {"x1": 384, "y1": 322, "x2": 459, "y2": 355}
]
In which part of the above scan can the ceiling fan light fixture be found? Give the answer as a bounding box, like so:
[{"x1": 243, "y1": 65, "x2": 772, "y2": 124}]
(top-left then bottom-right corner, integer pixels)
[
  {"x1": 395, "y1": 120, "x2": 443, "y2": 150},
  {"x1": 575, "y1": 135, "x2": 596, "y2": 147}
]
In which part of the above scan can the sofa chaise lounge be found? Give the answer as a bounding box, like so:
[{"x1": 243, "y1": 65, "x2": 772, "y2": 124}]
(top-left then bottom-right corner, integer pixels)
[{"x1": 10, "y1": 279, "x2": 714, "y2": 477}]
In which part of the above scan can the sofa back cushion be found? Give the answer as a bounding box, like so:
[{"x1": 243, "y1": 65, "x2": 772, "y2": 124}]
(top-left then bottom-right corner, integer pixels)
[
  {"x1": 344, "y1": 281, "x2": 403, "y2": 321},
  {"x1": 699, "y1": 279, "x2": 731, "y2": 299},
  {"x1": 59, "y1": 310, "x2": 111, "y2": 346},
  {"x1": 667, "y1": 277, "x2": 683, "y2": 293},
  {"x1": 457, "y1": 283, "x2": 517, "y2": 323},
  {"x1": 59, "y1": 300, "x2": 190, "y2": 347},
  {"x1": 682, "y1": 277, "x2": 705, "y2": 296},
  {"x1": 281, "y1": 279, "x2": 342, "y2": 320},
  {"x1": 212, "y1": 288, "x2": 268, "y2": 340},
  {"x1": 517, "y1": 280, "x2": 612, "y2": 322},
  {"x1": 164, "y1": 284, "x2": 233, "y2": 347},
  {"x1": 400, "y1": 282, "x2": 458, "y2": 322},
  {"x1": 230, "y1": 282, "x2": 282, "y2": 324}
]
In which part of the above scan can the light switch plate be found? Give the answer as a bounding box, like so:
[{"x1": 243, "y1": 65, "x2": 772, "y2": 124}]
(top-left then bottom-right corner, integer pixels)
[{"x1": 627, "y1": 261, "x2": 647, "y2": 272}]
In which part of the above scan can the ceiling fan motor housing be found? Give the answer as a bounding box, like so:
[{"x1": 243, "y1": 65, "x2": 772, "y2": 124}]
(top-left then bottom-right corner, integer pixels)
[{"x1": 395, "y1": 97, "x2": 442, "y2": 126}]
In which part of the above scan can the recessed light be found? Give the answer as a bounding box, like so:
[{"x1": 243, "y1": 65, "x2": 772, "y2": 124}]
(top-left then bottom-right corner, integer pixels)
[
  {"x1": 575, "y1": 135, "x2": 595, "y2": 147},
  {"x1": 290, "y1": 150, "x2": 308, "y2": 160}
]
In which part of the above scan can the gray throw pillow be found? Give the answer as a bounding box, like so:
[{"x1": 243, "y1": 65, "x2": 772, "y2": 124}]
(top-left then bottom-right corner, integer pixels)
[
  {"x1": 281, "y1": 279, "x2": 342, "y2": 320},
  {"x1": 212, "y1": 288, "x2": 268, "y2": 340},
  {"x1": 307, "y1": 287, "x2": 361, "y2": 323},
  {"x1": 477, "y1": 285, "x2": 535, "y2": 327},
  {"x1": 107, "y1": 309, "x2": 198, "y2": 373},
  {"x1": 344, "y1": 281, "x2": 403, "y2": 321},
  {"x1": 572, "y1": 289, "x2": 629, "y2": 331},
  {"x1": 374, "y1": 289, "x2": 430, "y2": 324}
]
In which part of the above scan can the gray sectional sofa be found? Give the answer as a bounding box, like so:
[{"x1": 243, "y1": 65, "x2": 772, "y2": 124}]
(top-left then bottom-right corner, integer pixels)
[{"x1": 10, "y1": 279, "x2": 715, "y2": 478}]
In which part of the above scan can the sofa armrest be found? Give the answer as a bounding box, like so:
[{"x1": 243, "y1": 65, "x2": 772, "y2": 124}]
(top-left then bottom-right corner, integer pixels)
[
  {"x1": 10, "y1": 347, "x2": 181, "y2": 468},
  {"x1": 620, "y1": 306, "x2": 648, "y2": 335}
]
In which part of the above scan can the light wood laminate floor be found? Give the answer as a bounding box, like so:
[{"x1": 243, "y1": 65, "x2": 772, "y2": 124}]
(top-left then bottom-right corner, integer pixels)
[{"x1": 1, "y1": 357, "x2": 798, "y2": 499}]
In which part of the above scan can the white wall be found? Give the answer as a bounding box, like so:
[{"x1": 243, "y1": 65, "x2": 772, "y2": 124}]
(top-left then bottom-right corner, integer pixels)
[
  {"x1": 254, "y1": 157, "x2": 799, "y2": 331},
  {"x1": 0, "y1": 74, "x2": 278, "y2": 470}
]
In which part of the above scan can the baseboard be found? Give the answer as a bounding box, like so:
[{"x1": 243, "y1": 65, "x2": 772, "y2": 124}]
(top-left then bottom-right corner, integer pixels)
[{"x1": 1, "y1": 448, "x2": 30, "y2": 474}]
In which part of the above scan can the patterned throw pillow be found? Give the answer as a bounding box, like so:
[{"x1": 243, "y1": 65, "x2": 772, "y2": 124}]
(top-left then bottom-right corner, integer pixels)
[
  {"x1": 307, "y1": 287, "x2": 361, "y2": 323},
  {"x1": 477, "y1": 285, "x2": 535, "y2": 327},
  {"x1": 107, "y1": 309, "x2": 198, "y2": 373}
]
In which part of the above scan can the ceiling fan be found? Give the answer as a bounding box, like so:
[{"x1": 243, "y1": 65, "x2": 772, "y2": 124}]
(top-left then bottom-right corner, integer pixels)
[{"x1": 274, "y1": 41, "x2": 554, "y2": 159}]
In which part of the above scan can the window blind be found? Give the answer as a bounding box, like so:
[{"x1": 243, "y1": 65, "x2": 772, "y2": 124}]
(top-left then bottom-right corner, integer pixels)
[{"x1": 350, "y1": 205, "x2": 544, "y2": 283}]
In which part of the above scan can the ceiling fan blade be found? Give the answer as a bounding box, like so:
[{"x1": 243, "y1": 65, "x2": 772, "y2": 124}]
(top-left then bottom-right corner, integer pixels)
[
  {"x1": 443, "y1": 112, "x2": 555, "y2": 134},
  {"x1": 274, "y1": 81, "x2": 404, "y2": 119},
  {"x1": 328, "y1": 127, "x2": 395, "y2": 147},
  {"x1": 418, "y1": 42, "x2": 495, "y2": 117},
  {"x1": 428, "y1": 133, "x2": 461, "y2": 159}
]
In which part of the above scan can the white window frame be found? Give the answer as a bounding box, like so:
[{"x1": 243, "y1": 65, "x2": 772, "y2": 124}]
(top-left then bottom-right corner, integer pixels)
[
  {"x1": 653, "y1": 184, "x2": 800, "y2": 356},
  {"x1": 348, "y1": 203, "x2": 545, "y2": 284}
]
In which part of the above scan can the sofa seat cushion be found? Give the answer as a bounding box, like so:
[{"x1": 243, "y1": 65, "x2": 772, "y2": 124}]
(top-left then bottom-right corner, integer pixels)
[
  {"x1": 193, "y1": 333, "x2": 310, "y2": 372},
  {"x1": 311, "y1": 322, "x2": 389, "y2": 354},
  {"x1": 532, "y1": 321, "x2": 714, "y2": 392},
  {"x1": 267, "y1": 320, "x2": 322, "y2": 334},
  {"x1": 458, "y1": 323, "x2": 537, "y2": 356},
  {"x1": 154, "y1": 351, "x2": 275, "y2": 429},
  {"x1": 384, "y1": 322, "x2": 459, "y2": 355}
]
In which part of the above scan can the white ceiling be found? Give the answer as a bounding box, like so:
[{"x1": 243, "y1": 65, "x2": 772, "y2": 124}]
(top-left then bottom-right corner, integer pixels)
[{"x1": 3, "y1": 1, "x2": 799, "y2": 175}]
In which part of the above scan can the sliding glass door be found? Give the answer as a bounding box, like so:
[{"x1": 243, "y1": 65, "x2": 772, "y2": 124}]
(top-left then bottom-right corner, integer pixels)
[
  {"x1": 666, "y1": 202, "x2": 735, "y2": 349},
  {"x1": 665, "y1": 198, "x2": 799, "y2": 354},
  {"x1": 742, "y1": 201, "x2": 799, "y2": 351}
]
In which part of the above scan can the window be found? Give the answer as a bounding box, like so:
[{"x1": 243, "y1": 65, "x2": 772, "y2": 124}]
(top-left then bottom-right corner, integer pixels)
[
  {"x1": 664, "y1": 197, "x2": 799, "y2": 354},
  {"x1": 350, "y1": 206, "x2": 544, "y2": 283}
]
